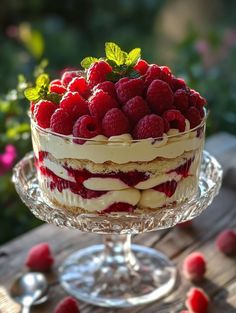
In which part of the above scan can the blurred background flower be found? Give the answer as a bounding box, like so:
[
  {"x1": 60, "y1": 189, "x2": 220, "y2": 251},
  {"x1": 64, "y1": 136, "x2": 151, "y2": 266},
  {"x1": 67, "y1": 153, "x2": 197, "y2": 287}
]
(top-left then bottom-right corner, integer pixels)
[{"x1": 0, "y1": 0, "x2": 235, "y2": 243}]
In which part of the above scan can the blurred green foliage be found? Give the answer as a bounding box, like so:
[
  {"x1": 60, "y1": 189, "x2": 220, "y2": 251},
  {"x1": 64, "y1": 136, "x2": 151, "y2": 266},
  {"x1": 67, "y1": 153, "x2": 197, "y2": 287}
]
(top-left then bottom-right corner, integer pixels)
[{"x1": 0, "y1": 0, "x2": 236, "y2": 244}]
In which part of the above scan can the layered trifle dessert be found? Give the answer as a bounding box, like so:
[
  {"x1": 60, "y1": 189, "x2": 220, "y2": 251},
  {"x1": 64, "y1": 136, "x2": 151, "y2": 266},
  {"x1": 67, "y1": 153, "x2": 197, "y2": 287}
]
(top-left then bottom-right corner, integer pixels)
[{"x1": 26, "y1": 42, "x2": 206, "y2": 214}]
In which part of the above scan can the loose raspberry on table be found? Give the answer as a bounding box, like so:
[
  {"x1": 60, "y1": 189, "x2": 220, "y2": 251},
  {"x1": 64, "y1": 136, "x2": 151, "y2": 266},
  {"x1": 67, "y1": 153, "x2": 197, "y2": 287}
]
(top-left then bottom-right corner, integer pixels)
[
  {"x1": 216, "y1": 229, "x2": 236, "y2": 255},
  {"x1": 61, "y1": 70, "x2": 81, "y2": 86},
  {"x1": 88, "y1": 90, "x2": 118, "y2": 119},
  {"x1": 133, "y1": 114, "x2": 164, "y2": 139},
  {"x1": 183, "y1": 251, "x2": 207, "y2": 281},
  {"x1": 116, "y1": 78, "x2": 144, "y2": 104},
  {"x1": 163, "y1": 109, "x2": 186, "y2": 132},
  {"x1": 147, "y1": 79, "x2": 174, "y2": 114},
  {"x1": 53, "y1": 296, "x2": 80, "y2": 313},
  {"x1": 60, "y1": 91, "x2": 89, "y2": 120},
  {"x1": 73, "y1": 115, "x2": 102, "y2": 139},
  {"x1": 93, "y1": 81, "x2": 117, "y2": 98},
  {"x1": 25, "y1": 242, "x2": 54, "y2": 271},
  {"x1": 185, "y1": 287, "x2": 209, "y2": 313},
  {"x1": 184, "y1": 106, "x2": 202, "y2": 129},
  {"x1": 87, "y1": 60, "x2": 112, "y2": 88},
  {"x1": 102, "y1": 108, "x2": 130, "y2": 137},
  {"x1": 123, "y1": 96, "x2": 150, "y2": 124},
  {"x1": 50, "y1": 108, "x2": 74, "y2": 135},
  {"x1": 34, "y1": 100, "x2": 57, "y2": 129},
  {"x1": 174, "y1": 89, "x2": 189, "y2": 112},
  {"x1": 134, "y1": 59, "x2": 149, "y2": 75},
  {"x1": 68, "y1": 77, "x2": 90, "y2": 98}
]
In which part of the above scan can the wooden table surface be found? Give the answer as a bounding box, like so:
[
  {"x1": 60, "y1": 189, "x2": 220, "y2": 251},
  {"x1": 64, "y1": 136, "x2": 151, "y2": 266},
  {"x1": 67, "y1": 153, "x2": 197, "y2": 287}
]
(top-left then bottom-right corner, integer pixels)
[{"x1": 1, "y1": 134, "x2": 236, "y2": 313}]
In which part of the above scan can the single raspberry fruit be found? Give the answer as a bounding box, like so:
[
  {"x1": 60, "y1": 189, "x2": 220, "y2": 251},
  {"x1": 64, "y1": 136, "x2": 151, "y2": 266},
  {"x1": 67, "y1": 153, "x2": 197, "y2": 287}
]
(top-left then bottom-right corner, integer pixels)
[
  {"x1": 183, "y1": 251, "x2": 206, "y2": 281},
  {"x1": 174, "y1": 89, "x2": 189, "y2": 112},
  {"x1": 163, "y1": 109, "x2": 186, "y2": 132},
  {"x1": 68, "y1": 77, "x2": 90, "y2": 98},
  {"x1": 50, "y1": 108, "x2": 74, "y2": 135},
  {"x1": 216, "y1": 229, "x2": 236, "y2": 255},
  {"x1": 60, "y1": 92, "x2": 89, "y2": 120},
  {"x1": 49, "y1": 84, "x2": 67, "y2": 94},
  {"x1": 87, "y1": 61, "x2": 112, "y2": 88},
  {"x1": 189, "y1": 89, "x2": 206, "y2": 118},
  {"x1": 144, "y1": 64, "x2": 163, "y2": 88},
  {"x1": 102, "y1": 108, "x2": 130, "y2": 137},
  {"x1": 133, "y1": 114, "x2": 164, "y2": 139},
  {"x1": 73, "y1": 115, "x2": 102, "y2": 139},
  {"x1": 61, "y1": 70, "x2": 80, "y2": 86},
  {"x1": 170, "y1": 77, "x2": 187, "y2": 91},
  {"x1": 134, "y1": 59, "x2": 149, "y2": 75},
  {"x1": 180, "y1": 311, "x2": 189, "y2": 313},
  {"x1": 184, "y1": 106, "x2": 202, "y2": 129},
  {"x1": 147, "y1": 79, "x2": 174, "y2": 114},
  {"x1": 115, "y1": 77, "x2": 129, "y2": 89},
  {"x1": 53, "y1": 296, "x2": 80, "y2": 313},
  {"x1": 123, "y1": 96, "x2": 150, "y2": 124},
  {"x1": 25, "y1": 242, "x2": 54, "y2": 271},
  {"x1": 34, "y1": 100, "x2": 57, "y2": 128},
  {"x1": 50, "y1": 79, "x2": 63, "y2": 86},
  {"x1": 160, "y1": 65, "x2": 172, "y2": 84},
  {"x1": 89, "y1": 90, "x2": 118, "y2": 119},
  {"x1": 185, "y1": 288, "x2": 209, "y2": 313},
  {"x1": 93, "y1": 81, "x2": 117, "y2": 98},
  {"x1": 116, "y1": 78, "x2": 144, "y2": 104}
]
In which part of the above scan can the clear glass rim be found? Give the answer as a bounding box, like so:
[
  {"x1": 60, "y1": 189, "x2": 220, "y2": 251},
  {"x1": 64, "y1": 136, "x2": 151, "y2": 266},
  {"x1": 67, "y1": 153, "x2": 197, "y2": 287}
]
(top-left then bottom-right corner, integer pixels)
[{"x1": 30, "y1": 109, "x2": 208, "y2": 143}]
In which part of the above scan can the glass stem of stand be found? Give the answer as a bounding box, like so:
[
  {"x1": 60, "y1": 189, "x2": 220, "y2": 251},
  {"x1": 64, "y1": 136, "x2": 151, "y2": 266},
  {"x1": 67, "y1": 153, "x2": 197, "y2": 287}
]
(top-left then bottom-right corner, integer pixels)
[{"x1": 102, "y1": 234, "x2": 139, "y2": 271}]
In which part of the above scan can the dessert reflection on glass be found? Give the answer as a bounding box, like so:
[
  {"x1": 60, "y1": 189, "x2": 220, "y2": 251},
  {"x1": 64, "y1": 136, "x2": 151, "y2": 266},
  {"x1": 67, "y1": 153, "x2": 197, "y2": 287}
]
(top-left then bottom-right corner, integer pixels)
[{"x1": 26, "y1": 42, "x2": 207, "y2": 214}]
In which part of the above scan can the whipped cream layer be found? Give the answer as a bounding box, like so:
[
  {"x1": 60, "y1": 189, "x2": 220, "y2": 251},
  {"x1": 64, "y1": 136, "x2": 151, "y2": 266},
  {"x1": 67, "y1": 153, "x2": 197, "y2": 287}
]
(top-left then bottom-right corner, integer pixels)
[{"x1": 32, "y1": 119, "x2": 204, "y2": 164}]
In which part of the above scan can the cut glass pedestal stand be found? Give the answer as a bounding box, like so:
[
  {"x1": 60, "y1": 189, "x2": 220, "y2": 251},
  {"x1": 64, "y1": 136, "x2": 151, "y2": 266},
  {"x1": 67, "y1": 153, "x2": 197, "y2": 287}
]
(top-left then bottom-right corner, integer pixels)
[{"x1": 13, "y1": 151, "x2": 222, "y2": 308}]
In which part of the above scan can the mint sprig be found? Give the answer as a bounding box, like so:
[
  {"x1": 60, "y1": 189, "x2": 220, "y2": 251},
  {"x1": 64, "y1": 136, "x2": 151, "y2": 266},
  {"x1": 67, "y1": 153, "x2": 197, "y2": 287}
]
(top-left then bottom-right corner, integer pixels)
[
  {"x1": 80, "y1": 42, "x2": 142, "y2": 81},
  {"x1": 24, "y1": 73, "x2": 49, "y2": 101},
  {"x1": 24, "y1": 73, "x2": 61, "y2": 104}
]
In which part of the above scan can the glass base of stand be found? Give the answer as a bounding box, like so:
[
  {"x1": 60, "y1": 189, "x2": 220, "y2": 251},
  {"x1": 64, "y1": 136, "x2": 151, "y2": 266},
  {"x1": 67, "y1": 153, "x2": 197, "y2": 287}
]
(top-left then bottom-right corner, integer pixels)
[{"x1": 59, "y1": 236, "x2": 177, "y2": 308}]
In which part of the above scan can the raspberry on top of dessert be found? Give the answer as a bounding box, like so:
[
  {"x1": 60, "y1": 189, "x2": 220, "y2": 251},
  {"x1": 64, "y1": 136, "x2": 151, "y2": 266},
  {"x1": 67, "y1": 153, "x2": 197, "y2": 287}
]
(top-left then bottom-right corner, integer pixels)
[
  {"x1": 25, "y1": 42, "x2": 206, "y2": 141},
  {"x1": 25, "y1": 42, "x2": 207, "y2": 214}
]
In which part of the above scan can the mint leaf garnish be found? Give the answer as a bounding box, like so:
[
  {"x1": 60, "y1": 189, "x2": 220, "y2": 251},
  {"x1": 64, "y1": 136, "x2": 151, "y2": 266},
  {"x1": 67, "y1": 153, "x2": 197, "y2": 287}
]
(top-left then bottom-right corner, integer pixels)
[
  {"x1": 81, "y1": 57, "x2": 98, "y2": 69},
  {"x1": 105, "y1": 42, "x2": 126, "y2": 66},
  {"x1": 24, "y1": 87, "x2": 40, "y2": 101},
  {"x1": 36, "y1": 73, "x2": 49, "y2": 87},
  {"x1": 126, "y1": 48, "x2": 141, "y2": 66},
  {"x1": 24, "y1": 73, "x2": 50, "y2": 102}
]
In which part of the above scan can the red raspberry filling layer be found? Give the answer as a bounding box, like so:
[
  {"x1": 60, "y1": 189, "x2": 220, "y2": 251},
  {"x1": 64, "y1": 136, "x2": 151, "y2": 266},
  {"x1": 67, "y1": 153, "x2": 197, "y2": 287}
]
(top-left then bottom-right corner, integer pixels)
[{"x1": 39, "y1": 166, "x2": 107, "y2": 199}]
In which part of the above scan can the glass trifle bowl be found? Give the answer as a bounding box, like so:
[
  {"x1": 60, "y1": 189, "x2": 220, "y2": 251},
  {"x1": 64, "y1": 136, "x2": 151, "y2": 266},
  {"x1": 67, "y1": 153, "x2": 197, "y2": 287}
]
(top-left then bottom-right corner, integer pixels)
[{"x1": 31, "y1": 117, "x2": 205, "y2": 218}]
